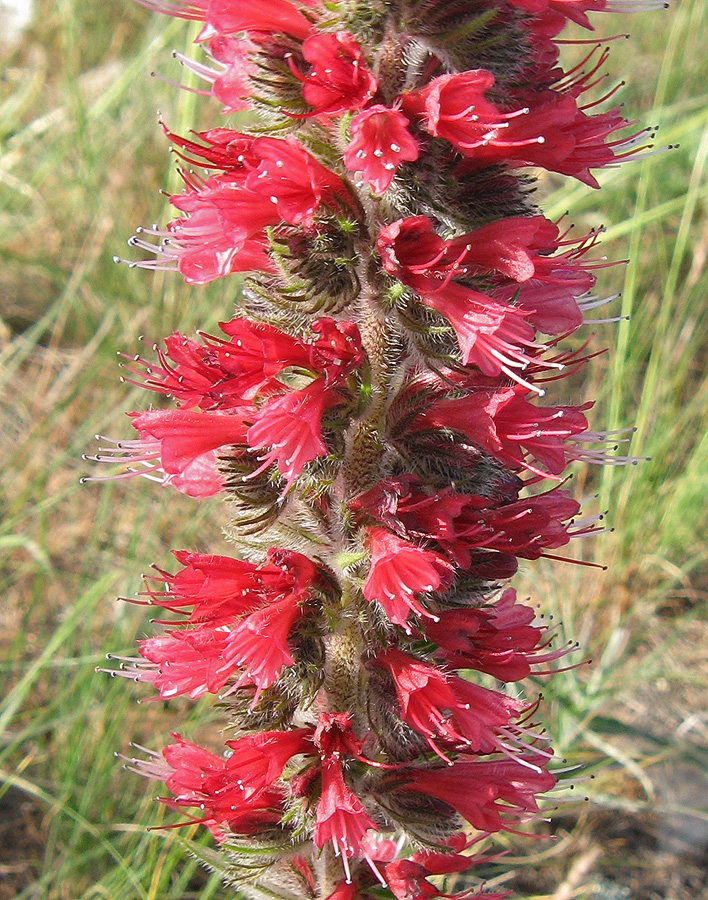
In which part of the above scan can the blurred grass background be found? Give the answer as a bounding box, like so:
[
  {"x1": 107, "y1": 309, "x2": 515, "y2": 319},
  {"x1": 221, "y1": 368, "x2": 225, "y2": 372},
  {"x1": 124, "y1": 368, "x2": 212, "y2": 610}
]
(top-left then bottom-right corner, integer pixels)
[{"x1": 0, "y1": 0, "x2": 707, "y2": 897}]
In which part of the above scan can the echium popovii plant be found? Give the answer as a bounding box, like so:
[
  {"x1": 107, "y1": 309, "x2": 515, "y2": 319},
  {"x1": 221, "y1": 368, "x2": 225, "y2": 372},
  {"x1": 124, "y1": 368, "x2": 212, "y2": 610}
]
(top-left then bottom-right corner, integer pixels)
[{"x1": 87, "y1": 0, "x2": 668, "y2": 896}]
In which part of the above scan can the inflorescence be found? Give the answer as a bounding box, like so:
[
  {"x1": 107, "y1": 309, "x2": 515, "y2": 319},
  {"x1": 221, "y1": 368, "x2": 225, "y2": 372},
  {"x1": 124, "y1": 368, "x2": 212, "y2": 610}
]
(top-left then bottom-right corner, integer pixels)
[{"x1": 87, "y1": 0, "x2": 669, "y2": 897}]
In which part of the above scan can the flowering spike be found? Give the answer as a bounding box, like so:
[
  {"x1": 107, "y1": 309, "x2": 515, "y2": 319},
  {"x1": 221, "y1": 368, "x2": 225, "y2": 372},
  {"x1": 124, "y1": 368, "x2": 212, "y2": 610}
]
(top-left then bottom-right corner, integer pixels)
[{"x1": 94, "y1": 0, "x2": 670, "y2": 895}]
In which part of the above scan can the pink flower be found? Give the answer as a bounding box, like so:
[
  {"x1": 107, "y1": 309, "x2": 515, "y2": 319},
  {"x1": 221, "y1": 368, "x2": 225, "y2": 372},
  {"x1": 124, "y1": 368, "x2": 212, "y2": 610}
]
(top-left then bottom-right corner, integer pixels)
[
  {"x1": 299, "y1": 32, "x2": 377, "y2": 116},
  {"x1": 163, "y1": 37, "x2": 256, "y2": 114},
  {"x1": 166, "y1": 172, "x2": 278, "y2": 276},
  {"x1": 208, "y1": 36, "x2": 257, "y2": 113},
  {"x1": 362, "y1": 528, "x2": 454, "y2": 631},
  {"x1": 167, "y1": 220, "x2": 273, "y2": 285},
  {"x1": 344, "y1": 106, "x2": 419, "y2": 193},
  {"x1": 127, "y1": 169, "x2": 276, "y2": 284}
]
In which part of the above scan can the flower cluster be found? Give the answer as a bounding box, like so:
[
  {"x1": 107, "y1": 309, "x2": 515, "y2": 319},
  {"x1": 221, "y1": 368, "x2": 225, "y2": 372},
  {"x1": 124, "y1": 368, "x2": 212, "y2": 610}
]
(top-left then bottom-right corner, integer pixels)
[{"x1": 96, "y1": 0, "x2": 664, "y2": 897}]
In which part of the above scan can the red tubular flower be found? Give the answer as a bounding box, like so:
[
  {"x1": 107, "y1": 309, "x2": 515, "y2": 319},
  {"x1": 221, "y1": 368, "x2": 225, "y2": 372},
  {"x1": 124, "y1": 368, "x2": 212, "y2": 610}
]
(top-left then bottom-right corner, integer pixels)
[
  {"x1": 344, "y1": 106, "x2": 419, "y2": 193},
  {"x1": 129, "y1": 408, "x2": 248, "y2": 482},
  {"x1": 83, "y1": 409, "x2": 250, "y2": 497},
  {"x1": 362, "y1": 529, "x2": 454, "y2": 631},
  {"x1": 128, "y1": 171, "x2": 276, "y2": 284},
  {"x1": 308, "y1": 318, "x2": 365, "y2": 382},
  {"x1": 397, "y1": 756, "x2": 555, "y2": 834},
  {"x1": 140, "y1": 548, "x2": 315, "y2": 623},
  {"x1": 370, "y1": 647, "x2": 462, "y2": 757},
  {"x1": 400, "y1": 70, "x2": 520, "y2": 152},
  {"x1": 324, "y1": 881, "x2": 360, "y2": 900},
  {"x1": 504, "y1": 0, "x2": 607, "y2": 29},
  {"x1": 133, "y1": 627, "x2": 233, "y2": 699},
  {"x1": 222, "y1": 592, "x2": 305, "y2": 704},
  {"x1": 383, "y1": 860, "x2": 441, "y2": 900},
  {"x1": 418, "y1": 283, "x2": 543, "y2": 388},
  {"x1": 377, "y1": 215, "x2": 559, "y2": 289},
  {"x1": 300, "y1": 32, "x2": 378, "y2": 116},
  {"x1": 417, "y1": 388, "x2": 593, "y2": 477},
  {"x1": 198, "y1": 0, "x2": 314, "y2": 42},
  {"x1": 352, "y1": 477, "x2": 581, "y2": 570},
  {"x1": 371, "y1": 648, "x2": 520, "y2": 759},
  {"x1": 427, "y1": 589, "x2": 570, "y2": 681},
  {"x1": 207, "y1": 35, "x2": 257, "y2": 112},
  {"x1": 159, "y1": 123, "x2": 260, "y2": 171},
  {"x1": 246, "y1": 379, "x2": 341, "y2": 490},
  {"x1": 404, "y1": 69, "x2": 639, "y2": 187},
  {"x1": 246, "y1": 136, "x2": 356, "y2": 224},
  {"x1": 314, "y1": 756, "x2": 377, "y2": 881},
  {"x1": 383, "y1": 852, "x2": 506, "y2": 900},
  {"x1": 148, "y1": 729, "x2": 314, "y2": 838}
]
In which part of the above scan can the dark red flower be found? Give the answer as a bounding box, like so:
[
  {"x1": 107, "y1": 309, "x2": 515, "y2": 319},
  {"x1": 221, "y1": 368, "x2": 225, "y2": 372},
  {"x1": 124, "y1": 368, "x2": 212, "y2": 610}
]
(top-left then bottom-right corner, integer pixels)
[
  {"x1": 426, "y1": 589, "x2": 571, "y2": 681},
  {"x1": 418, "y1": 283, "x2": 542, "y2": 386},
  {"x1": 417, "y1": 387, "x2": 592, "y2": 477},
  {"x1": 377, "y1": 215, "x2": 559, "y2": 290}
]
